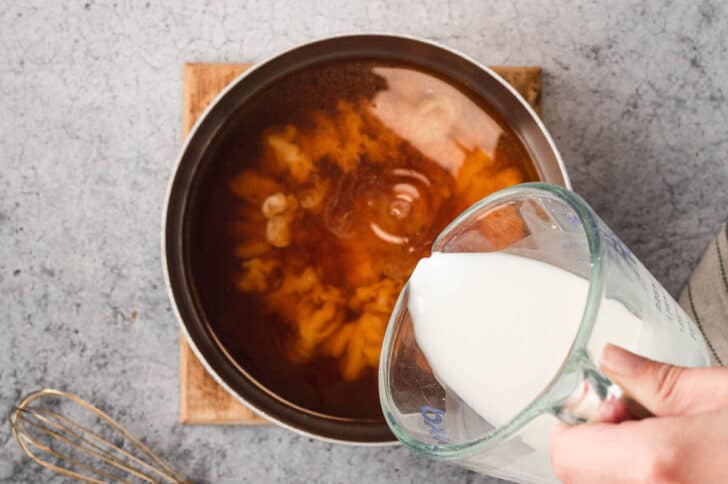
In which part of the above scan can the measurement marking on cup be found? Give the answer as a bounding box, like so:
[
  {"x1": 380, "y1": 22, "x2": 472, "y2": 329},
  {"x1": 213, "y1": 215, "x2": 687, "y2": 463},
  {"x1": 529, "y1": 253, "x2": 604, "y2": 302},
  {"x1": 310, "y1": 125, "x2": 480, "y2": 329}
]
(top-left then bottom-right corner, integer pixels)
[{"x1": 420, "y1": 405, "x2": 449, "y2": 445}]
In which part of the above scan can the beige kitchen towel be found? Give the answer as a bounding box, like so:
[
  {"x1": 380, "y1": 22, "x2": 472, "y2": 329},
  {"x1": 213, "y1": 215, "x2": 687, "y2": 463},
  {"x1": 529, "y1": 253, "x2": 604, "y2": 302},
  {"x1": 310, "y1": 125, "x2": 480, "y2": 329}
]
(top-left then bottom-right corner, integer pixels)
[{"x1": 679, "y1": 222, "x2": 728, "y2": 366}]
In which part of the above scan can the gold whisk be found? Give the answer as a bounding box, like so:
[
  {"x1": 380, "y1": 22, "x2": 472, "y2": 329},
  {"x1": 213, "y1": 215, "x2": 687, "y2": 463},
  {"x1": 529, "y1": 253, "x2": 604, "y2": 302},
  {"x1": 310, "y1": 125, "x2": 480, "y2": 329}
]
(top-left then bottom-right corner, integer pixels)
[{"x1": 9, "y1": 389, "x2": 188, "y2": 483}]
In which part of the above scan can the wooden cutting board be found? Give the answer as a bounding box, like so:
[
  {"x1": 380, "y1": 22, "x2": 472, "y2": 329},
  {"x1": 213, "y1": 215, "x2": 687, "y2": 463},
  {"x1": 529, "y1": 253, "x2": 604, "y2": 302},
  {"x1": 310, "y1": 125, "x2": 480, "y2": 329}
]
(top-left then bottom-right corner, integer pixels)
[{"x1": 179, "y1": 62, "x2": 543, "y2": 424}]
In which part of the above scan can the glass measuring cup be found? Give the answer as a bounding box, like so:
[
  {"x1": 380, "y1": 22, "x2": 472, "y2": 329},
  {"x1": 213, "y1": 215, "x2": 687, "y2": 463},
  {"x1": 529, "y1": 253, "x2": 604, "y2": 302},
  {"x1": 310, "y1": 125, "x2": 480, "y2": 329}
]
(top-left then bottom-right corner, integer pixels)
[{"x1": 378, "y1": 182, "x2": 712, "y2": 483}]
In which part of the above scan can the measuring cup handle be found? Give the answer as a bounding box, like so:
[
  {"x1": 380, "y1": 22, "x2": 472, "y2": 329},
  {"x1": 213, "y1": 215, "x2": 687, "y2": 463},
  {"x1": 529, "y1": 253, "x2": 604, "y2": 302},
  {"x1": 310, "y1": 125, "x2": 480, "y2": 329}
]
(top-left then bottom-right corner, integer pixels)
[{"x1": 554, "y1": 355, "x2": 653, "y2": 424}]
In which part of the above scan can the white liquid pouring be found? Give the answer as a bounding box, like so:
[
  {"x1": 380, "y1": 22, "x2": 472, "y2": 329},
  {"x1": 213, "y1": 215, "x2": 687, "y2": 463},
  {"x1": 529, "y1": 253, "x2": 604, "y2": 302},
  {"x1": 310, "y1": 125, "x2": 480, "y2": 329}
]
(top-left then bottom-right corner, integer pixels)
[{"x1": 407, "y1": 251, "x2": 706, "y2": 452}]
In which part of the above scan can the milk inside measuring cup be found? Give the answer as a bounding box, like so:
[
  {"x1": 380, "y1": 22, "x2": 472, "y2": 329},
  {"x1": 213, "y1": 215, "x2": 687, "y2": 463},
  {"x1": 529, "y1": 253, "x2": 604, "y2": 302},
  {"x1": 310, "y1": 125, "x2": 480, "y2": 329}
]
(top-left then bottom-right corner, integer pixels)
[{"x1": 408, "y1": 250, "x2": 709, "y2": 452}]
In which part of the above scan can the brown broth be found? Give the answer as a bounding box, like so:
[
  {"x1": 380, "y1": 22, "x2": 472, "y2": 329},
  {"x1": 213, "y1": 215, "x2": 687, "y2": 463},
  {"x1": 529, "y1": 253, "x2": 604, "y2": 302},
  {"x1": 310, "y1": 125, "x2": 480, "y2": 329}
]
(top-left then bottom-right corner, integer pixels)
[{"x1": 189, "y1": 60, "x2": 538, "y2": 420}]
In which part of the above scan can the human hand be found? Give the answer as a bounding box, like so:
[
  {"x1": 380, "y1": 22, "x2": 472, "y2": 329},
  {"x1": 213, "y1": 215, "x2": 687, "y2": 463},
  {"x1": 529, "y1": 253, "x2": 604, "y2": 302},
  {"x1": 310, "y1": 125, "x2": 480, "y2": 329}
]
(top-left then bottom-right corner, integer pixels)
[{"x1": 551, "y1": 344, "x2": 728, "y2": 484}]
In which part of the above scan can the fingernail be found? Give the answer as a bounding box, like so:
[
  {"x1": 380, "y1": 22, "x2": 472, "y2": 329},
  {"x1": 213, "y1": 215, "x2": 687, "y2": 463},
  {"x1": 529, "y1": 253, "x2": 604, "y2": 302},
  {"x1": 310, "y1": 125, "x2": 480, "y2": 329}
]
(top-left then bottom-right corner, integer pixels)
[{"x1": 600, "y1": 344, "x2": 646, "y2": 376}]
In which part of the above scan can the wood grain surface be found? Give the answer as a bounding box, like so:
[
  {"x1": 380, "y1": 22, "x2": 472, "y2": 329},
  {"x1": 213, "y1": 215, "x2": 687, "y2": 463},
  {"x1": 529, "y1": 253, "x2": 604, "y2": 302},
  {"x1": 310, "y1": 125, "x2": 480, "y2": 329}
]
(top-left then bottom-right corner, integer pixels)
[{"x1": 179, "y1": 62, "x2": 542, "y2": 424}]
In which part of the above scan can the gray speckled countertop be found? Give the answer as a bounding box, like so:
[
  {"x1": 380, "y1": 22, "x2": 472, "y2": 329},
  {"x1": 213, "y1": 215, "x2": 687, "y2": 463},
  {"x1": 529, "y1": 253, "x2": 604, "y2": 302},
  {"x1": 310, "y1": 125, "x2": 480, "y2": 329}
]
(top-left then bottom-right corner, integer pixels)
[{"x1": 2, "y1": 1, "x2": 727, "y2": 483}]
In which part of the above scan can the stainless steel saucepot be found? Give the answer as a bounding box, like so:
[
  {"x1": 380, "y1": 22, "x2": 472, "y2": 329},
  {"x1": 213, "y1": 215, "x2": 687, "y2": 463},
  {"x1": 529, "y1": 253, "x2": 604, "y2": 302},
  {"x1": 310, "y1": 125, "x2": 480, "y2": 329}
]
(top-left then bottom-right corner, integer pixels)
[{"x1": 162, "y1": 34, "x2": 570, "y2": 444}]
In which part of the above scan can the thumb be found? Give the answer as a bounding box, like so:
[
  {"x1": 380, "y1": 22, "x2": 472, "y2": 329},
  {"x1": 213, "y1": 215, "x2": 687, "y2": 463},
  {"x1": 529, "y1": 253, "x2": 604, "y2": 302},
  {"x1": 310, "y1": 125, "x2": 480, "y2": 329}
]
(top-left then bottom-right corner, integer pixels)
[{"x1": 600, "y1": 344, "x2": 728, "y2": 417}]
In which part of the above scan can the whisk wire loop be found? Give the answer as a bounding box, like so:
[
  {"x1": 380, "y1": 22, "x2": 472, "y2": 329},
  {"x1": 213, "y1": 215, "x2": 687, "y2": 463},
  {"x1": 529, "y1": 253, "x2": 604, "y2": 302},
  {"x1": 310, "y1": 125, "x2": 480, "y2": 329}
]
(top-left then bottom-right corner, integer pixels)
[{"x1": 10, "y1": 389, "x2": 187, "y2": 483}]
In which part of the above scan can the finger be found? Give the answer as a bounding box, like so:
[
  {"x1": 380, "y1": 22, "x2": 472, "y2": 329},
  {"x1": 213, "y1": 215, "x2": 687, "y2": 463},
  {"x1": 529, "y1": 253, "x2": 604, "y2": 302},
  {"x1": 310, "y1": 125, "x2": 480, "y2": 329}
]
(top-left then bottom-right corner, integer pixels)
[
  {"x1": 598, "y1": 393, "x2": 633, "y2": 423},
  {"x1": 677, "y1": 409, "x2": 728, "y2": 482},
  {"x1": 600, "y1": 344, "x2": 728, "y2": 417},
  {"x1": 552, "y1": 420, "x2": 654, "y2": 483},
  {"x1": 551, "y1": 418, "x2": 686, "y2": 484},
  {"x1": 553, "y1": 410, "x2": 728, "y2": 484}
]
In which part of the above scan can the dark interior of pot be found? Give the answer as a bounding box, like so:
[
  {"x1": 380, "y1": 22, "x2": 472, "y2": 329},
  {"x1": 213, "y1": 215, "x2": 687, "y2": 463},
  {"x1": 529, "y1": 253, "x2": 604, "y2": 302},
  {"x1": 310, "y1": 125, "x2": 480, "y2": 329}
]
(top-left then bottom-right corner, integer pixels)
[{"x1": 164, "y1": 35, "x2": 566, "y2": 443}]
